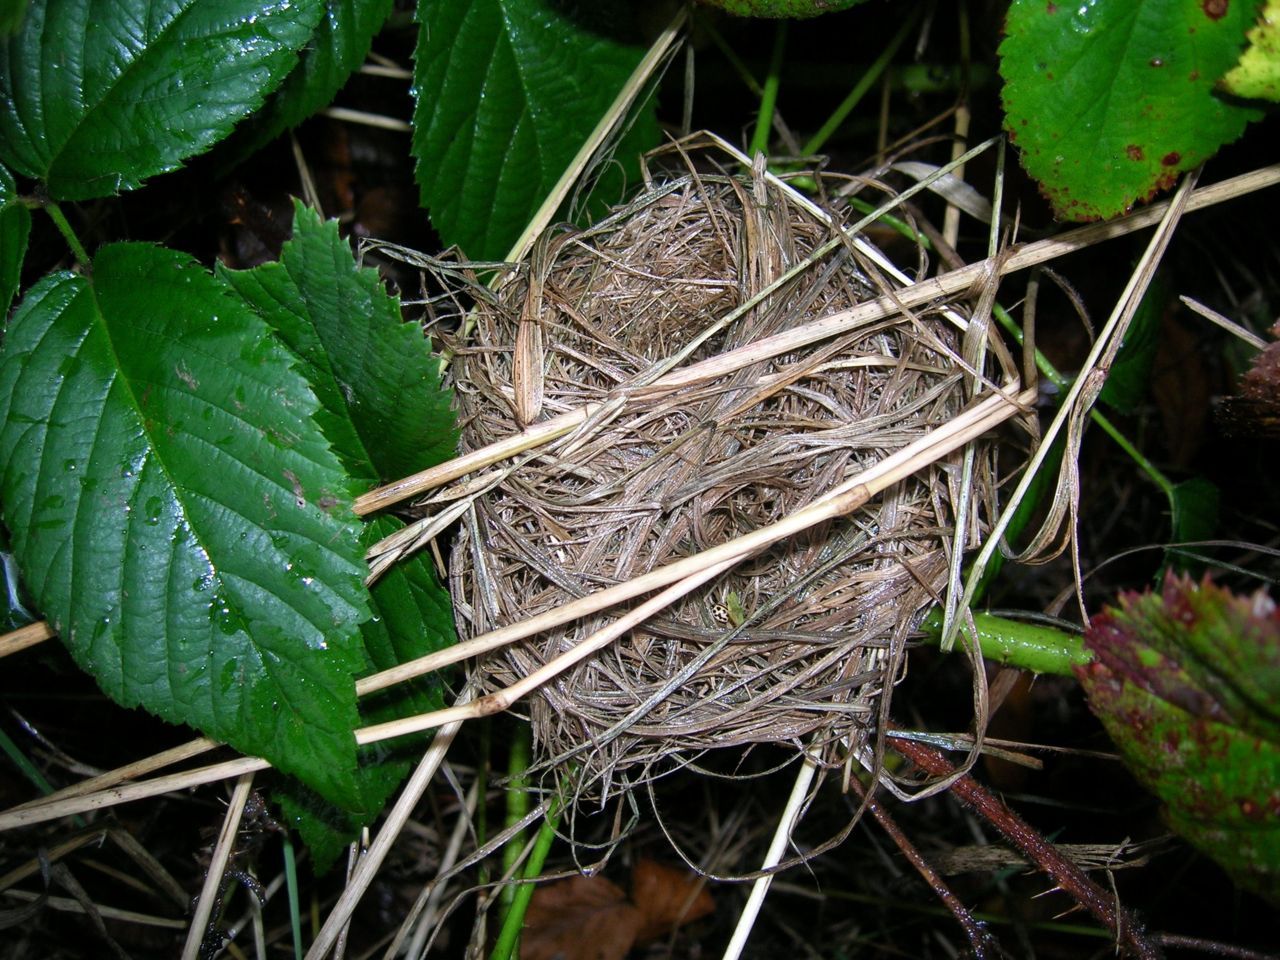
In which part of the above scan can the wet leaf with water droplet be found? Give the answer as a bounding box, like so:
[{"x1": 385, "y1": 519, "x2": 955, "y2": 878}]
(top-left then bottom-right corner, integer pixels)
[
  {"x1": 220, "y1": 203, "x2": 457, "y2": 868},
  {"x1": 0, "y1": 242, "x2": 371, "y2": 811},
  {"x1": 0, "y1": 0, "x2": 324, "y2": 199}
]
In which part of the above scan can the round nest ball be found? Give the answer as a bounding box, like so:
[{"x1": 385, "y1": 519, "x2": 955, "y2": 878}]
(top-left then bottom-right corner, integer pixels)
[{"x1": 447, "y1": 158, "x2": 1002, "y2": 798}]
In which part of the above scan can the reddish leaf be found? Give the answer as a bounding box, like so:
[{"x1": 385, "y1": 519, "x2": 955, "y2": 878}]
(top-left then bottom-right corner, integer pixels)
[
  {"x1": 521, "y1": 875, "x2": 644, "y2": 960},
  {"x1": 1218, "y1": 322, "x2": 1280, "y2": 439},
  {"x1": 631, "y1": 858, "x2": 715, "y2": 943},
  {"x1": 1078, "y1": 574, "x2": 1280, "y2": 902}
]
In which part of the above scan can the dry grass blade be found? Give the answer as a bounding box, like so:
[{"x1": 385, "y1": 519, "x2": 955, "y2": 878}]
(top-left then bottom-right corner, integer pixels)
[
  {"x1": 182, "y1": 772, "x2": 254, "y2": 960},
  {"x1": 723, "y1": 751, "x2": 820, "y2": 960},
  {"x1": 0, "y1": 621, "x2": 55, "y2": 658},
  {"x1": 302, "y1": 702, "x2": 468, "y2": 960},
  {"x1": 0, "y1": 385, "x2": 1027, "y2": 832},
  {"x1": 354, "y1": 163, "x2": 1280, "y2": 519},
  {"x1": 427, "y1": 145, "x2": 1038, "y2": 809},
  {"x1": 954, "y1": 165, "x2": 1207, "y2": 633}
]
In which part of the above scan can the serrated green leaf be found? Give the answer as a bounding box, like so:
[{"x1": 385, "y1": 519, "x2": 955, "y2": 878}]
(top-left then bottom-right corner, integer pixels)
[
  {"x1": 0, "y1": 243, "x2": 371, "y2": 809},
  {"x1": 1222, "y1": 0, "x2": 1280, "y2": 101},
  {"x1": 411, "y1": 0, "x2": 658, "y2": 260},
  {"x1": 1000, "y1": 0, "x2": 1263, "y2": 221},
  {"x1": 280, "y1": 515, "x2": 453, "y2": 871},
  {"x1": 1079, "y1": 575, "x2": 1280, "y2": 901},
  {"x1": 218, "y1": 202, "x2": 457, "y2": 864},
  {"x1": 1100, "y1": 275, "x2": 1167, "y2": 413},
  {"x1": 219, "y1": 201, "x2": 458, "y2": 482},
  {"x1": 229, "y1": 0, "x2": 395, "y2": 160},
  {"x1": 0, "y1": 0, "x2": 324, "y2": 200},
  {"x1": 0, "y1": 164, "x2": 28, "y2": 320}
]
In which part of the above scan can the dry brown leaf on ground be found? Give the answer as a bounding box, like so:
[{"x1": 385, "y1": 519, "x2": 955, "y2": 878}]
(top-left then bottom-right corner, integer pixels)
[
  {"x1": 521, "y1": 875, "x2": 644, "y2": 960},
  {"x1": 631, "y1": 858, "x2": 715, "y2": 943}
]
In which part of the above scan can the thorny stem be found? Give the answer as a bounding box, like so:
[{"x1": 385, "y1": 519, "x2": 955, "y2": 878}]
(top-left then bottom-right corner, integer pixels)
[
  {"x1": 1151, "y1": 934, "x2": 1280, "y2": 960},
  {"x1": 889, "y1": 735, "x2": 1163, "y2": 960},
  {"x1": 849, "y1": 777, "x2": 997, "y2": 958}
]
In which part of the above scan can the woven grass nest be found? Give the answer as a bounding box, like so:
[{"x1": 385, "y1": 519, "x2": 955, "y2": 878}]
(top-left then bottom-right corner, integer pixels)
[{"x1": 446, "y1": 147, "x2": 1010, "y2": 799}]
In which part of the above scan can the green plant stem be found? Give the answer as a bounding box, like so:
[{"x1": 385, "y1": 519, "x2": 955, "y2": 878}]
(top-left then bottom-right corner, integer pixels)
[
  {"x1": 748, "y1": 21, "x2": 788, "y2": 160},
  {"x1": 489, "y1": 793, "x2": 565, "y2": 960},
  {"x1": 802, "y1": 7, "x2": 921, "y2": 157},
  {"x1": 282, "y1": 834, "x2": 303, "y2": 960},
  {"x1": 843, "y1": 195, "x2": 933, "y2": 248},
  {"x1": 918, "y1": 607, "x2": 1090, "y2": 676},
  {"x1": 41, "y1": 200, "x2": 90, "y2": 266},
  {"x1": 992, "y1": 304, "x2": 1178, "y2": 504},
  {"x1": 499, "y1": 724, "x2": 531, "y2": 911},
  {"x1": 0, "y1": 724, "x2": 89, "y2": 828},
  {"x1": 0, "y1": 724, "x2": 55, "y2": 795}
]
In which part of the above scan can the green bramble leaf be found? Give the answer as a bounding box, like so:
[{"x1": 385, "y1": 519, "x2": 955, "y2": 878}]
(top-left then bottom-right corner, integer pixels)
[
  {"x1": 219, "y1": 201, "x2": 458, "y2": 484},
  {"x1": 276, "y1": 515, "x2": 454, "y2": 870},
  {"x1": 1000, "y1": 0, "x2": 1262, "y2": 221},
  {"x1": 0, "y1": 163, "x2": 28, "y2": 321},
  {"x1": 228, "y1": 0, "x2": 396, "y2": 160},
  {"x1": 1078, "y1": 574, "x2": 1280, "y2": 902},
  {"x1": 411, "y1": 0, "x2": 659, "y2": 261},
  {"x1": 219, "y1": 202, "x2": 457, "y2": 866},
  {"x1": 0, "y1": 243, "x2": 371, "y2": 810},
  {"x1": 0, "y1": 0, "x2": 324, "y2": 199}
]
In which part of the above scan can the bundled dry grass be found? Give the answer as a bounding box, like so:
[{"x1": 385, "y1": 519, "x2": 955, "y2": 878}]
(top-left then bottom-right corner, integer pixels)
[{"x1": 445, "y1": 150, "x2": 1014, "y2": 799}]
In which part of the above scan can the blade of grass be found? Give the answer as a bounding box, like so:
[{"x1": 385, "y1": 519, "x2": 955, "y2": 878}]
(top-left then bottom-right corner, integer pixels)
[
  {"x1": 723, "y1": 750, "x2": 819, "y2": 960},
  {"x1": 801, "y1": 7, "x2": 921, "y2": 157},
  {"x1": 748, "y1": 21, "x2": 787, "y2": 160},
  {"x1": 283, "y1": 834, "x2": 303, "y2": 960},
  {"x1": 182, "y1": 773, "x2": 254, "y2": 960},
  {"x1": 0, "y1": 724, "x2": 55, "y2": 796}
]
